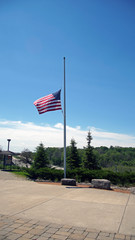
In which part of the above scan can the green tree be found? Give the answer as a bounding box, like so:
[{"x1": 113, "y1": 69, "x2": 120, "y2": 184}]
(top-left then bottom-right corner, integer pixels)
[
  {"x1": 46, "y1": 147, "x2": 63, "y2": 167},
  {"x1": 67, "y1": 139, "x2": 80, "y2": 169},
  {"x1": 83, "y1": 131, "x2": 99, "y2": 170},
  {"x1": 33, "y1": 143, "x2": 49, "y2": 169}
]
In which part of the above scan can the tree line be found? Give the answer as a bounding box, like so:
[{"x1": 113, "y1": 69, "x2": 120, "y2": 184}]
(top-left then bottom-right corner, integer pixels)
[
  {"x1": 1, "y1": 131, "x2": 135, "y2": 185},
  {"x1": 29, "y1": 131, "x2": 98, "y2": 171},
  {"x1": 46, "y1": 145, "x2": 135, "y2": 170},
  {"x1": 24, "y1": 132, "x2": 135, "y2": 185},
  {"x1": 19, "y1": 131, "x2": 135, "y2": 171}
]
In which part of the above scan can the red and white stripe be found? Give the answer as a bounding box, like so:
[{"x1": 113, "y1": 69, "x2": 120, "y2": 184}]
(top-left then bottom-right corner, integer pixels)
[{"x1": 34, "y1": 92, "x2": 62, "y2": 114}]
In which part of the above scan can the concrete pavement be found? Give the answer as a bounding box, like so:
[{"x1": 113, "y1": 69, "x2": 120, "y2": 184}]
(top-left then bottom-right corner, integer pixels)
[{"x1": 0, "y1": 172, "x2": 135, "y2": 239}]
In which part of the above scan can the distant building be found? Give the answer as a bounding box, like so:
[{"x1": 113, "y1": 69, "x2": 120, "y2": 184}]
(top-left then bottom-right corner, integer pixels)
[{"x1": 0, "y1": 151, "x2": 15, "y2": 168}]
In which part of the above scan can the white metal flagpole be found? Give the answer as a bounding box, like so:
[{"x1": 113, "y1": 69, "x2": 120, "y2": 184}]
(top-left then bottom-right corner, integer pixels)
[{"x1": 64, "y1": 57, "x2": 66, "y2": 178}]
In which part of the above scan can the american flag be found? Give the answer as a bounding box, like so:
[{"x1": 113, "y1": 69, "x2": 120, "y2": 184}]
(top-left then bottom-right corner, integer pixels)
[{"x1": 34, "y1": 89, "x2": 62, "y2": 114}]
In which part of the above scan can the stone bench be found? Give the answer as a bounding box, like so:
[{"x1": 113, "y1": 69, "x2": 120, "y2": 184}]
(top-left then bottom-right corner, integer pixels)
[
  {"x1": 91, "y1": 179, "x2": 111, "y2": 190},
  {"x1": 61, "y1": 178, "x2": 76, "y2": 186}
]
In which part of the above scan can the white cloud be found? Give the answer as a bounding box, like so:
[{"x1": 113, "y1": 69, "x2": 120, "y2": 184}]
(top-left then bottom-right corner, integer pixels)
[
  {"x1": 54, "y1": 123, "x2": 63, "y2": 129},
  {"x1": 0, "y1": 120, "x2": 135, "y2": 152}
]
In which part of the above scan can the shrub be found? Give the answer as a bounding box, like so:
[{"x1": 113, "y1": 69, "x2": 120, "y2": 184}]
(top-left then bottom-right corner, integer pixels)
[
  {"x1": 26, "y1": 167, "x2": 135, "y2": 186},
  {"x1": 26, "y1": 167, "x2": 63, "y2": 181}
]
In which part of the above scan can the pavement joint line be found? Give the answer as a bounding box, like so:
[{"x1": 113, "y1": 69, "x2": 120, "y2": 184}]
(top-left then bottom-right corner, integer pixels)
[
  {"x1": 8, "y1": 186, "x2": 80, "y2": 220},
  {"x1": 8, "y1": 188, "x2": 75, "y2": 218},
  {"x1": 117, "y1": 193, "x2": 131, "y2": 233},
  {"x1": 9, "y1": 199, "x2": 54, "y2": 218}
]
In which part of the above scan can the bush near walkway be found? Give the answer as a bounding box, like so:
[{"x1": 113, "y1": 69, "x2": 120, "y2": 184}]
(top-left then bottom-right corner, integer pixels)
[{"x1": 26, "y1": 167, "x2": 135, "y2": 186}]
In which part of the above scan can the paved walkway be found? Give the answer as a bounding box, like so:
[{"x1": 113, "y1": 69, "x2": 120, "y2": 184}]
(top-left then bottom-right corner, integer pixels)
[
  {"x1": 0, "y1": 171, "x2": 135, "y2": 240},
  {"x1": 0, "y1": 214, "x2": 135, "y2": 240}
]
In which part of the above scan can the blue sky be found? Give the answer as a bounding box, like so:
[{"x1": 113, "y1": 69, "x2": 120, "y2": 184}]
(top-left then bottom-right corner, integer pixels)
[{"x1": 0, "y1": 0, "x2": 135, "y2": 152}]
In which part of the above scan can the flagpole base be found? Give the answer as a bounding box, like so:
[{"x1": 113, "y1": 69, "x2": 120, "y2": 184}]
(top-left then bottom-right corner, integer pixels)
[{"x1": 61, "y1": 178, "x2": 76, "y2": 186}]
